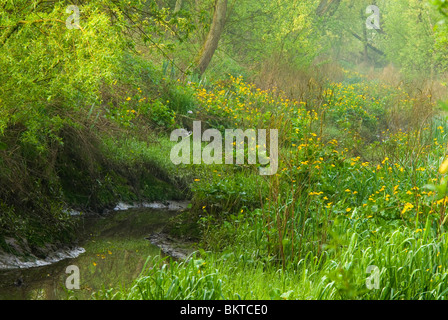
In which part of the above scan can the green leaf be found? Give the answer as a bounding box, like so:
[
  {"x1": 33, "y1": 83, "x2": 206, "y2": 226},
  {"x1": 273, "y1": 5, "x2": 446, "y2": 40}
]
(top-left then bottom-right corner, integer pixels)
[{"x1": 439, "y1": 101, "x2": 448, "y2": 112}]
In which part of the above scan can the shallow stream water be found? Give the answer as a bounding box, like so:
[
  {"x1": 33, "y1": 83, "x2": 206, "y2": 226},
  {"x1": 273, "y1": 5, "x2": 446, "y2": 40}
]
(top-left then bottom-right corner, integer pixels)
[{"x1": 0, "y1": 207, "x2": 182, "y2": 300}]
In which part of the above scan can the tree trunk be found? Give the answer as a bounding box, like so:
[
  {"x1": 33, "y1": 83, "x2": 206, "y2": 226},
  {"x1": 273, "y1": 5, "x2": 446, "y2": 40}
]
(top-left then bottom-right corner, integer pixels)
[
  {"x1": 174, "y1": 0, "x2": 183, "y2": 13},
  {"x1": 316, "y1": 0, "x2": 329, "y2": 16},
  {"x1": 316, "y1": 0, "x2": 341, "y2": 16},
  {"x1": 363, "y1": 19, "x2": 369, "y2": 63},
  {"x1": 195, "y1": 0, "x2": 228, "y2": 77}
]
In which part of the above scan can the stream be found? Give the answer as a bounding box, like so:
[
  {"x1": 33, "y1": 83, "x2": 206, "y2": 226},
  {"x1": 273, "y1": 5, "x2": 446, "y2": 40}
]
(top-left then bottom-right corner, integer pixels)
[{"x1": 0, "y1": 202, "x2": 192, "y2": 300}]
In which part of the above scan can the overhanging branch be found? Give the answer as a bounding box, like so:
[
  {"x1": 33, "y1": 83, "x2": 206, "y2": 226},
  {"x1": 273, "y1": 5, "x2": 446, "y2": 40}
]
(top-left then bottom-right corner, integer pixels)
[
  {"x1": 0, "y1": 19, "x2": 81, "y2": 47},
  {"x1": 351, "y1": 31, "x2": 385, "y2": 56}
]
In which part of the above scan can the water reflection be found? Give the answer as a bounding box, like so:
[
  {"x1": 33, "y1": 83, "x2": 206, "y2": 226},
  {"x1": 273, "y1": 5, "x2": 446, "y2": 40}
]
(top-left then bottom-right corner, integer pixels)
[{"x1": 0, "y1": 208, "x2": 179, "y2": 300}]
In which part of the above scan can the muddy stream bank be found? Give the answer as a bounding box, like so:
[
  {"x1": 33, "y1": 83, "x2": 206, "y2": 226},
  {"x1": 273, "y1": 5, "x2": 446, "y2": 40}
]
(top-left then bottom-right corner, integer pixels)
[{"x1": 0, "y1": 201, "x2": 195, "y2": 300}]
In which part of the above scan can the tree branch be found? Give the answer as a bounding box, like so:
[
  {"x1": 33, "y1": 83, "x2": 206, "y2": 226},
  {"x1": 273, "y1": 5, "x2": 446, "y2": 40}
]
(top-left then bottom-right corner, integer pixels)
[
  {"x1": 351, "y1": 31, "x2": 385, "y2": 56},
  {"x1": 0, "y1": 19, "x2": 71, "y2": 47}
]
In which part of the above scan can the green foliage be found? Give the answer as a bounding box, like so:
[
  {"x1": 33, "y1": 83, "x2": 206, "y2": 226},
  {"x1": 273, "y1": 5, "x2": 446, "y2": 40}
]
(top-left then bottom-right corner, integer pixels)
[
  {"x1": 111, "y1": 209, "x2": 448, "y2": 300},
  {"x1": 432, "y1": 0, "x2": 448, "y2": 16},
  {"x1": 106, "y1": 72, "x2": 448, "y2": 300},
  {"x1": 4, "y1": 0, "x2": 448, "y2": 302},
  {"x1": 127, "y1": 255, "x2": 224, "y2": 300},
  {"x1": 0, "y1": 0, "x2": 194, "y2": 250}
]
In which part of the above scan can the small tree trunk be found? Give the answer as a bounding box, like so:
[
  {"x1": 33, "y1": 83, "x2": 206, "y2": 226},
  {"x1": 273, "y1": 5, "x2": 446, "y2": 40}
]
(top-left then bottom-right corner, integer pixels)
[
  {"x1": 316, "y1": 0, "x2": 329, "y2": 16},
  {"x1": 174, "y1": 0, "x2": 183, "y2": 13},
  {"x1": 195, "y1": 0, "x2": 228, "y2": 77},
  {"x1": 316, "y1": 0, "x2": 341, "y2": 16},
  {"x1": 363, "y1": 23, "x2": 369, "y2": 63}
]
